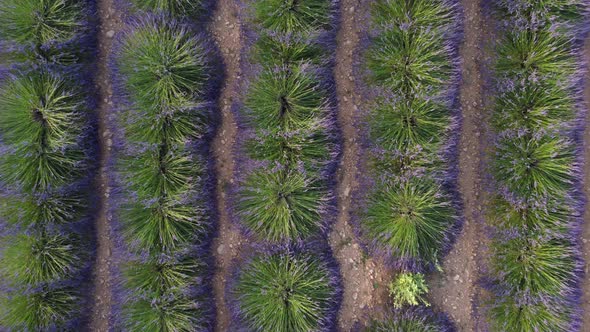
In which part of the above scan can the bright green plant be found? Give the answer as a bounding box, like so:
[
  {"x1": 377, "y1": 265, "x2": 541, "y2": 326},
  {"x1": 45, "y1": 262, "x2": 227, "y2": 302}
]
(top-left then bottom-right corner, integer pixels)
[
  {"x1": 124, "y1": 293, "x2": 204, "y2": 332},
  {"x1": 389, "y1": 272, "x2": 430, "y2": 308},
  {"x1": 490, "y1": 297, "x2": 573, "y2": 332},
  {"x1": 369, "y1": 97, "x2": 450, "y2": 153}
]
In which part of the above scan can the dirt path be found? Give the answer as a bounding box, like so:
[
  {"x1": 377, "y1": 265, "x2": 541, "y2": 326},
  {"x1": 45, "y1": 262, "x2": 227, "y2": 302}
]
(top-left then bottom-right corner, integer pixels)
[
  {"x1": 329, "y1": 0, "x2": 391, "y2": 330},
  {"x1": 90, "y1": 1, "x2": 122, "y2": 331},
  {"x1": 428, "y1": 0, "x2": 493, "y2": 330},
  {"x1": 209, "y1": 1, "x2": 243, "y2": 330},
  {"x1": 581, "y1": 35, "x2": 590, "y2": 332}
]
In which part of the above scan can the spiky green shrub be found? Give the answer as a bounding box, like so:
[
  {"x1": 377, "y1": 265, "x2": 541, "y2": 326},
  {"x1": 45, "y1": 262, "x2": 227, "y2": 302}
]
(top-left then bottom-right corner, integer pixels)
[
  {"x1": 117, "y1": 18, "x2": 209, "y2": 117},
  {"x1": 253, "y1": 33, "x2": 324, "y2": 66},
  {"x1": 122, "y1": 258, "x2": 206, "y2": 332},
  {"x1": 251, "y1": 0, "x2": 332, "y2": 33},
  {"x1": 493, "y1": 133, "x2": 574, "y2": 201},
  {"x1": 492, "y1": 80, "x2": 575, "y2": 132},
  {"x1": 491, "y1": 236, "x2": 576, "y2": 298},
  {"x1": 368, "y1": 97, "x2": 450, "y2": 154},
  {"x1": 371, "y1": 0, "x2": 453, "y2": 28},
  {"x1": 363, "y1": 178, "x2": 454, "y2": 268},
  {"x1": 234, "y1": 250, "x2": 337, "y2": 332},
  {"x1": 1, "y1": 233, "x2": 84, "y2": 286},
  {"x1": 389, "y1": 272, "x2": 430, "y2": 309},
  {"x1": 366, "y1": 308, "x2": 451, "y2": 332},
  {"x1": 366, "y1": 27, "x2": 452, "y2": 95},
  {"x1": 243, "y1": 65, "x2": 332, "y2": 171},
  {"x1": 130, "y1": 0, "x2": 203, "y2": 17},
  {"x1": 496, "y1": 29, "x2": 576, "y2": 80},
  {"x1": 237, "y1": 169, "x2": 326, "y2": 242},
  {"x1": 113, "y1": 9, "x2": 216, "y2": 330},
  {"x1": 0, "y1": 71, "x2": 87, "y2": 191},
  {"x1": 0, "y1": 287, "x2": 81, "y2": 331},
  {"x1": 490, "y1": 196, "x2": 573, "y2": 234},
  {"x1": 0, "y1": 0, "x2": 88, "y2": 64},
  {"x1": 489, "y1": 297, "x2": 574, "y2": 332},
  {"x1": 244, "y1": 66, "x2": 327, "y2": 132},
  {"x1": 486, "y1": 1, "x2": 585, "y2": 330}
]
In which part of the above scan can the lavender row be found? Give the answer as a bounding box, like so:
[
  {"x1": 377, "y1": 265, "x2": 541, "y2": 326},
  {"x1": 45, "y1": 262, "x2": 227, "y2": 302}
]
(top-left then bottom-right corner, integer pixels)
[
  {"x1": 351, "y1": 0, "x2": 462, "y2": 328},
  {"x1": 107, "y1": 2, "x2": 220, "y2": 330},
  {"x1": 224, "y1": 0, "x2": 343, "y2": 330},
  {"x1": 0, "y1": 0, "x2": 98, "y2": 330},
  {"x1": 484, "y1": 1, "x2": 589, "y2": 331}
]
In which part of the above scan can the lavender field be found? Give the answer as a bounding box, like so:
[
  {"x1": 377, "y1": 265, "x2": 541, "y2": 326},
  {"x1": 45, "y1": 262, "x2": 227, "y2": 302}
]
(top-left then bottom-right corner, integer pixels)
[{"x1": 1, "y1": 0, "x2": 590, "y2": 331}]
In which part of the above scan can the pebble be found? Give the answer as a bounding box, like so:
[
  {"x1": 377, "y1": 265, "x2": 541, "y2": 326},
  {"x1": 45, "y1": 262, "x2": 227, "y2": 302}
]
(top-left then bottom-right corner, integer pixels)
[
  {"x1": 217, "y1": 244, "x2": 225, "y2": 254},
  {"x1": 106, "y1": 30, "x2": 115, "y2": 38}
]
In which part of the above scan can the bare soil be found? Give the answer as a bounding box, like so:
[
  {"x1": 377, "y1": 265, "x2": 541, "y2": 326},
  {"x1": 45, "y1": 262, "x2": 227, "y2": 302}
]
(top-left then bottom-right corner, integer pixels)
[
  {"x1": 89, "y1": 1, "x2": 122, "y2": 331},
  {"x1": 209, "y1": 1, "x2": 244, "y2": 331},
  {"x1": 581, "y1": 34, "x2": 590, "y2": 332},
  {"x1": 428, "y1": 0, "x2": 494, "y2": 330},
  {"x1": 329, "y1": 0, "x2": 392, "y2": 330}
]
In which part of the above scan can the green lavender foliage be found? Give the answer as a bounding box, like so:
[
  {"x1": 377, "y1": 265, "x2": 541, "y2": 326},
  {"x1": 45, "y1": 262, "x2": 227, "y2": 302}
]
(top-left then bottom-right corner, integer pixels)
[
  {"x1": 0, "y1": 288, "x2": 81, "y2": 331},
  {"x1": 123, "y1": 259, "x2": 206, "y2": 332},
  {"x1": 489, "y1": 297, "x2": 573, "y2": 332},
  {"x1": 1, "y1": 233, "x2": 84, "y2": 286},
  {"x1": 235, "y1": 251, "x2": 335, "y2": 332},
  {"x1": 116, "y1": 17, "x2": 210, "y2": 253},
  {"x1": 368, "y1": 97, "x2": 451, "y2": 155},
  {"x1": 493, "y1": 133, "x2": 574, "y2": 201},
  {"x1": 0, "y1": 0, "x2": 87, "y2": 64},
  {"x1": 487, "y1": 1, "x2": 585, "y2": 331},
  {"x1": 124, "y1": 294, "x2": 205, "y2": 332},
  {"x1": 251, "y1": 0, "x2": 332, "y2": 33},
  {"x1": 237, "y1": 169, "x2": 326, "y2": 242},
  {"x1": 496, "y1": 29, "x2": 576, "y2": 80},
  {"x1": 364, "y1": 178, "x2": 453, "y2": 267},
  {"x1": 0, "y1": 71, "x2": 87, "y2": 192},
  {"x1": 491, "y1": 236, "x2": 576, "y2": 298},
  {"x1": 130, "y1": 0, "x2": 203, "y2": 17},
  {"x1": 492, "y1": 79, "x2": 576, "y2": 132},
  {"x1": 366, "y1": 309, "x2": 448, "y2": 332},
  {"x1": 367, "y1": 27, "x2": 452, "y2": 95}
]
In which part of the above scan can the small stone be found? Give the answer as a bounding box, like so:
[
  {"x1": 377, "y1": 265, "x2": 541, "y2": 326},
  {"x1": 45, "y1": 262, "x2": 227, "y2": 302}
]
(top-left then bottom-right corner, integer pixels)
[
  {"x1": 453, "y1": 274, "x2": 460, "y2": 281},
  {"x1": 106, "y1": 30, "x2": 115, "y2": 38},
  {"x1": 217, "y1": 244, "x2": 225, "y2": 254}
]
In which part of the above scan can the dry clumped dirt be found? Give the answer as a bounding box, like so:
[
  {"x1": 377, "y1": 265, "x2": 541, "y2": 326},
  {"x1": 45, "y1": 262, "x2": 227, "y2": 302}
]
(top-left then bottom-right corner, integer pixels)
[
  {"x1": 581, "y1": 32, "x2": 590, "y2": 332},
  {"x1": 428, "y1": 0, "x2": 494, "y2": 330},
  {"x1": 209, "y1": 0, "x2": 244, "y2": 330},
  {"x1": 329, "y1": 0, "x2": 392, "y2": 330},
  {"x1": 90, "y1": 1, "x2": 122, "y2": 330}
]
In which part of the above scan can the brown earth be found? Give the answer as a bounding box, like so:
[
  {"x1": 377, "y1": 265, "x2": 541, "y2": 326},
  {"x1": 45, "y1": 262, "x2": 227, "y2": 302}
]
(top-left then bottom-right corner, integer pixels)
[
  {"x1": 428, "y1": 0, "x2": 494, "y2": 330},
  {"x1": 581, "y1": 34, "x2": 590, "y2": 332},
  {"x1": 209, "y1": 1, "x2": 244, "y2": 331},
  {"x1": 90, "y1": 1, "x2": 122, "y2": 331},
  {"x1": 329, "y1": 0, "x2": 392, "y2": 331}
]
